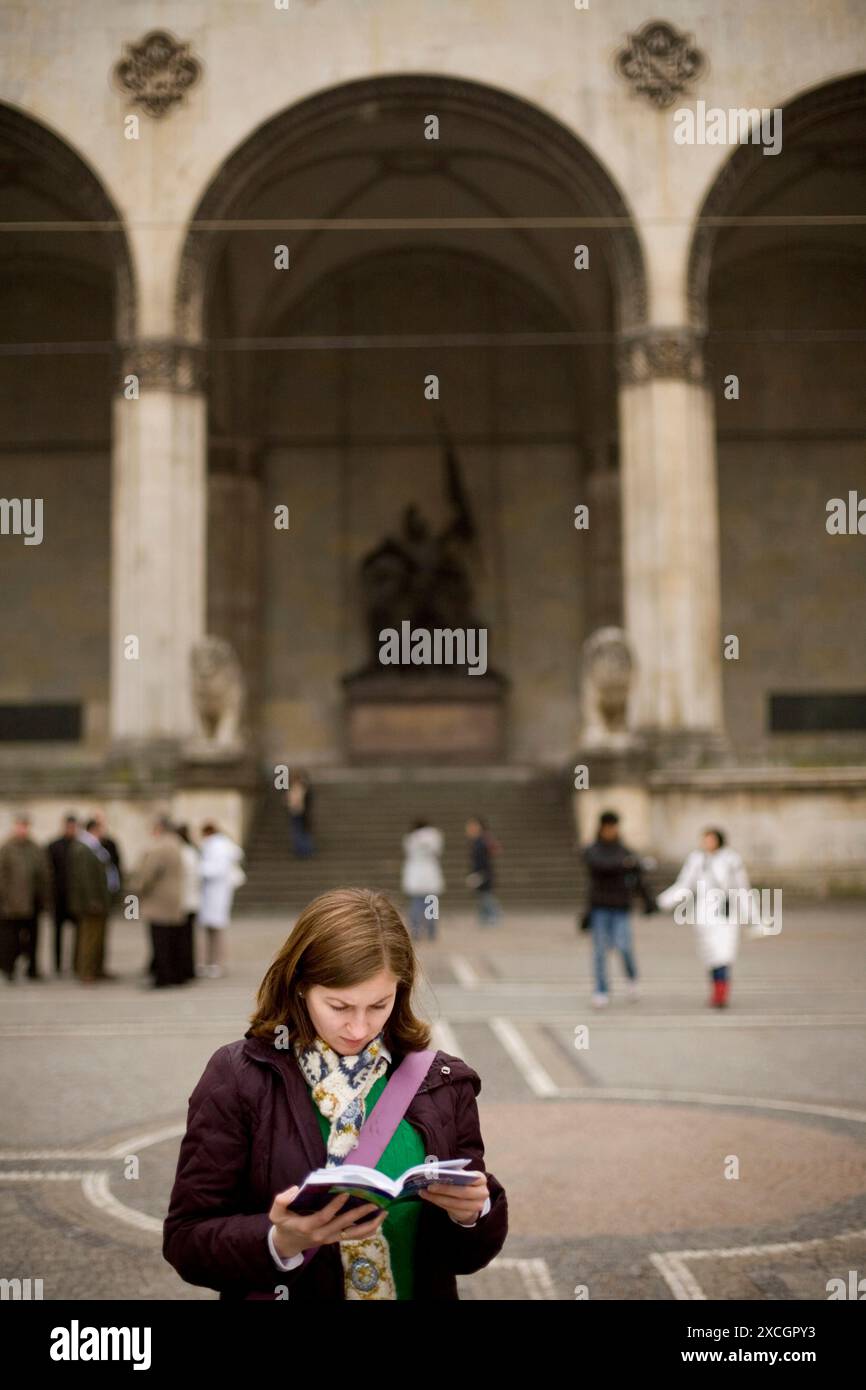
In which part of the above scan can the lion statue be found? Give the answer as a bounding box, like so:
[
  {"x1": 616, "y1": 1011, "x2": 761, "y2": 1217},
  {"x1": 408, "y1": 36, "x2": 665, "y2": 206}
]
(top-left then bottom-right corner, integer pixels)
[
  {"x1": 191, "y1": 636, "x2": 244, "y2": 747},
  {"x1": 580, "y1": 626, "x2": 634, "y2": 744}
]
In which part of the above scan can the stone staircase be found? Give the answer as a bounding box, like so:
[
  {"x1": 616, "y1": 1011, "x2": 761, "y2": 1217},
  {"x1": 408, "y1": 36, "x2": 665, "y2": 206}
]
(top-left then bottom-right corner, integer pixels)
[{"x1": 235, "y1": 767, "x2": 588, "y2": 913}]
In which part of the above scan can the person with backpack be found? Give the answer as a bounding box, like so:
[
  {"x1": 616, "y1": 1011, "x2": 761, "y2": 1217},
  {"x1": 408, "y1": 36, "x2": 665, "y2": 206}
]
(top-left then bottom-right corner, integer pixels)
[
  {"x1": 163, "y1": 887, "x2": 507, "y2": 1300},
  {"x1": 582, "y1": 810, "x2": 657, "y2": 1008}
]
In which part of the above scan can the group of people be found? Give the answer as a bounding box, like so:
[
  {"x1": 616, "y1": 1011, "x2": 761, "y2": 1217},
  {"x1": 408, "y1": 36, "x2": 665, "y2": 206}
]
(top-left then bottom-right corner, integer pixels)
[
  {"x1": 582, "y1": 809, "x2": 751, "y2": 1008},
  {"x1": 0, "y1": 811, "x2": 244, "y2": 988},
  {"x1": 400, "y1": 816, "x2": 502, "y2": 941},
  {"x1": 0, "y1": 811, "x2": 119, "y2": 983}
]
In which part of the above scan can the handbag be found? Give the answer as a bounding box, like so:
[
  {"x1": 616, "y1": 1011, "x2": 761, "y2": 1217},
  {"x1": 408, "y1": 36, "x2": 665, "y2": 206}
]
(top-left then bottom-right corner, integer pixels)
[{"x1": 299, "y1": 1046, "x2": 437, "y2": 1266}]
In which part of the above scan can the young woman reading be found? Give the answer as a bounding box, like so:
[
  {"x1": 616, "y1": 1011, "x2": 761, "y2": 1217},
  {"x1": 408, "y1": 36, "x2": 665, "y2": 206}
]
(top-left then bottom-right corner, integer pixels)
[{"x1": 163, "y1": 887, "x2": 508, "y2": 1300}]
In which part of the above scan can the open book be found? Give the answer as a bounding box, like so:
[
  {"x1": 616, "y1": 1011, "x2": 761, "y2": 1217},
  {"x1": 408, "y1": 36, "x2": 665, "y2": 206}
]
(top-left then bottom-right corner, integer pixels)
[{"x1": 290, "y1": 1157, "x2": 481, "y2": 1213}]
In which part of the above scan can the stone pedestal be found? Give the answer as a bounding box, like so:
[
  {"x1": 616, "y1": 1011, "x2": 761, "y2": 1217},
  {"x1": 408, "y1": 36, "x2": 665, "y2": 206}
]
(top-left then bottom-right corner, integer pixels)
[
  {"x1": 342, "y1": 671, "x2": 508, "y2": 763},
  {"x1": 573, "y1": 742, "x2": 653, "y2": 850}
]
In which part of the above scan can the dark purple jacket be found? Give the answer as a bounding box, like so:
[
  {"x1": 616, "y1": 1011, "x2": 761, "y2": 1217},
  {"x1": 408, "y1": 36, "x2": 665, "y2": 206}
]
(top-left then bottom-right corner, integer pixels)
[{"x1": 163, "y1": 1032, "x2": 508, "y2": 1300}]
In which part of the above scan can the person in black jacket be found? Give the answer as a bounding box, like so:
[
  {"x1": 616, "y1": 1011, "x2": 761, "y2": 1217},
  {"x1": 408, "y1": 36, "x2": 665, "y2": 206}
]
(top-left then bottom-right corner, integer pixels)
[
  {"x1": 465, "y1": 817, "x2": 502, "y2": 927},
  {"x1": 47, "y1": 813, "x2": 80, "y2": 975},
  {"x1": 582, "y1": 810, "x2": 657, "y2": 1008},
  {"x1": 286, "y1": 771, "x2": 315, "y2": 858}
]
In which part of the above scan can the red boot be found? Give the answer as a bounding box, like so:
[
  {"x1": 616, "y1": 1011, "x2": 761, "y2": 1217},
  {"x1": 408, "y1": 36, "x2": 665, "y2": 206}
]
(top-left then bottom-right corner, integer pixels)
[
  {"x1": 709, "y1": 978, "x2": 725, "y2": 1008},
  {"x1": 717, "y1": 978, "x2": 730, "y2": 1008}
]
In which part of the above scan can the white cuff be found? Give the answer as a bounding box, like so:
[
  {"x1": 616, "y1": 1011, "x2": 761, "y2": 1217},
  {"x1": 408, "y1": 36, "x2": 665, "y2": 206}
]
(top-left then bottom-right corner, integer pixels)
[
  {"x1": 448, "y1": 1194, "x2": 491, "y2": 1227},
  {"x1": 268, "y1": 1224, "x2": 305, "y2": 1271}
]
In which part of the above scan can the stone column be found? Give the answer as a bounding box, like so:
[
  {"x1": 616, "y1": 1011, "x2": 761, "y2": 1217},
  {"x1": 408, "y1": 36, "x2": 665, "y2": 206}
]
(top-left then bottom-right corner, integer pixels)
[
  {"x1": 109, "y1": 340, "x2": 206, "y2": 745},
  {"x1": 584, "y1": 438, "x2": 623, "y2": 633},
  {"x1": 207, "y1": 466, "x2": 262, "y2": 720},
  {"x1": 616, "y1": 328, "x2": 726, "y2": 760}
]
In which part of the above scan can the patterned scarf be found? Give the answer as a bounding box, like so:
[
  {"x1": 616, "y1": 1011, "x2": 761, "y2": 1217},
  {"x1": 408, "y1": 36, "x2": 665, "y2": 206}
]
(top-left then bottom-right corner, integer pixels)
[{"x1": 294, "y1": 1031, "x2": 397, "y2": 1300}]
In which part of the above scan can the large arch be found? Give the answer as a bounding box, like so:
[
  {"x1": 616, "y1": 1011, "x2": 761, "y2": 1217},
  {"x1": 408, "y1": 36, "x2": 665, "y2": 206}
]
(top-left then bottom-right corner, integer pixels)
[
  {"x1": 0, "y1": 101, "x2": 136, "y2": 340},
  {"x1": 685, "y1": 72, "x2": 866, "y2": 761},
  {"x1": 0, "y1": 102, "x2": 136, "y2": 748},
  {"x1": 173, "y1": 73, "x2": 646, "y2": 767},
  {"x1": 687, "y1": 71, "x2": 866, "y2": 330},
  {"x1": 175, "y1": 73, "x2": 648, "y2": 342}
]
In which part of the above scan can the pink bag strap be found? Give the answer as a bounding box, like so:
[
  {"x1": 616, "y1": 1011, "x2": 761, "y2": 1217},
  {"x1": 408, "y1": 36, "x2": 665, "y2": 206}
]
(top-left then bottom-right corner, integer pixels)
[
  {"x1": 350, "y1": 1047, "x2": 436, "y2": 1169},
  {"x1": 298, "y1": 1047, "x2": 437, "y2": 1267}
]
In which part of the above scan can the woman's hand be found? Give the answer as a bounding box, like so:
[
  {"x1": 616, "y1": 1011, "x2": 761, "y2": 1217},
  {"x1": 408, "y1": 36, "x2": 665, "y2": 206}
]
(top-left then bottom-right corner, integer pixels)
[
  {"x1": 418, "y1": 1174, "x2": 489, "y2": 1225},
  {"x1": 269, "y1": 1187, "x2": 387, "y2": 1260}
]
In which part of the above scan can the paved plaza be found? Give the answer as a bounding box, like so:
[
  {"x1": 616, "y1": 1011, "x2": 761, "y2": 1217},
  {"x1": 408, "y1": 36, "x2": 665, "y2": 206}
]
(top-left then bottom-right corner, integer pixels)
[{"x1": 1, "y1": 901, "x2": 864, "y2": 1301}]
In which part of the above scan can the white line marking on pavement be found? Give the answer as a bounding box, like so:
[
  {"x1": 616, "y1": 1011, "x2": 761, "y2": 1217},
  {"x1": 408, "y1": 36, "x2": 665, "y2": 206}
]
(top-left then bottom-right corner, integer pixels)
[
  {"x1": 0, "y1": 1170, "x2": 93, "y2": 1181},
  {"x1": 481, "y1": 1256, "x2": 557, "y2": 1300},
  {"x1": 651, "y1": 1228, "x2": 866, "y2": 1301},
  {"x1": 105, "y1": 1123, "x2": 186, "y2": 1158},
  {"x1": 650, "y1": 1253, "x2": 707, "y2": 1300},
  {"x1": 488, "y1": 1017, "x2": 559, "y2": 1097},
  {"x1": 519, "y1": 1257, "x2": 559, "y2": 1300},
  {"x1": 449, "y1": 955, "x2": 479, "y2": 988},
  {"x1": 82, "y1": 1172, "x2": 164, "y2": 1236},
  {"x1": 0, "y1": 1152, "x2": 118, "y2": 1161},
  {"x1": 431, "y1": 1020, "x2": 462, "y2": 1057},
  {"x1": 0, "y1": 1126, "x2": 187, "y2": 1164},
  {"x1": 552, "y1": 1086, "x2": 866, "y2": 1125},
  {"x1": 4, "y1": 1076, "x2": 864, "y2": 1270}
]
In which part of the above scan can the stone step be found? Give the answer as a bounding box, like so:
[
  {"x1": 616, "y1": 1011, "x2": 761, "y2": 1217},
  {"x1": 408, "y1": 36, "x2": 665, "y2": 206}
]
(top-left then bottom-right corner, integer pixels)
[{"x1": 237, "y1": 770, "x2": 599, "y2": 908}]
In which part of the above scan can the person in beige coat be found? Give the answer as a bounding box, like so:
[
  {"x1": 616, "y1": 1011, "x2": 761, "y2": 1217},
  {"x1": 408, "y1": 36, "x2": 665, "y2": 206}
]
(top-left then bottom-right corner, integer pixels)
[{"x1": 134, "y1": 817, "x2": 187, "y2": 990}]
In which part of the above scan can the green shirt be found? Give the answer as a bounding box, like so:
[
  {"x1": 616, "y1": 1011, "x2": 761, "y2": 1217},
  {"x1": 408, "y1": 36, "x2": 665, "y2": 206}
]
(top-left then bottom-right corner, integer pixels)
[{"x1": 310, "y1": 1067, "x2": 426, "y2": 1299}]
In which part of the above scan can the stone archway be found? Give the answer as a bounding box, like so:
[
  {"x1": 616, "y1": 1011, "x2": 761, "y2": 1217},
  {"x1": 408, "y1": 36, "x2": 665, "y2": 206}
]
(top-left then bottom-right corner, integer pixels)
[
  {"x1": 173, "y1": 74, "x2": 648, "y2": 767},
  {"x1": 687, "y1": 71, "x2": 866, "y2": 330},
  {"x1": 175, "y1": 74, "x2": 647, "y2": 343},
  {"x1": 686, "y1": 72, "x2": 866, "y2": 763},
  {"x1": 0, "y1": 103, "x2": 136, "y2": 750},
  {"x1": 0, "y1": 102, "x2": 136, "y2": 340}
]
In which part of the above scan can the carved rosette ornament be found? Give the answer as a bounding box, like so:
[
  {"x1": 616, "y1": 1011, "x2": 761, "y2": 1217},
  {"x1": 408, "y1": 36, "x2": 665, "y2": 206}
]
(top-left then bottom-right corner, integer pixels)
[
  {"x1": 617, "y1": 330, "x2": 706, "y2": 385},
  {"x1": 116, "y1": 340, "x2": 207, "y2": 394},
  {"x1": 114, "y1": 31, "x2": 201, "y2": 118},
  {"x1": 615, "y1": 20, "x2": 706, "y2": 109}
]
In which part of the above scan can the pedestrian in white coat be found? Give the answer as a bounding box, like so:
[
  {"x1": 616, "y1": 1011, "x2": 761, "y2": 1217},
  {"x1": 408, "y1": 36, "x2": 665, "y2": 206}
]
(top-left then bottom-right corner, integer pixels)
[
  {"x1": 197, "y1": 822, "x2": 245, "y2": 978},
  {"x1": 401, "y1": 819, "x2": 445, "y2": 942},
  {"x1": 656, "y1": 828, "x2": 751, "y2": 1008}
]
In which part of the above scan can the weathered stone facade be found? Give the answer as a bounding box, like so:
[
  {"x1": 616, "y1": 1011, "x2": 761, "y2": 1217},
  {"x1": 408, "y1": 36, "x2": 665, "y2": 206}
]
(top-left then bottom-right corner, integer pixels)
[{"x1": 1, "y1": 2, "x2": 864, "y2": 878}]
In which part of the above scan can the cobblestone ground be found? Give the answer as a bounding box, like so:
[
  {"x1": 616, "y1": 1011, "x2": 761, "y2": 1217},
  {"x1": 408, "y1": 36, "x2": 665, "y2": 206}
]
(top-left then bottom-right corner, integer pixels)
[{"x1": 1, "y1": 901, "x2": 864, "y2": 1301}]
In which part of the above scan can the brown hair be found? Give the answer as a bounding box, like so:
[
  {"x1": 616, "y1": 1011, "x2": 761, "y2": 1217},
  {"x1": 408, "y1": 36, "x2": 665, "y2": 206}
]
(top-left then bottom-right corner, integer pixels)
[{"x1": 249, "y1": 887, "x2": 431, "y2": 1053}]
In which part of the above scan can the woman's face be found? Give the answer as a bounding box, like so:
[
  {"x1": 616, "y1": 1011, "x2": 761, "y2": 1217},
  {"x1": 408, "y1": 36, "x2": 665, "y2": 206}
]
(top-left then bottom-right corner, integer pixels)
[
  {"x1": 305, "y1": 969, "x2": 399, "y2": 1055},
  {"x1": 701, "y1": 832, "x2": 721, "y2": 853}
]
